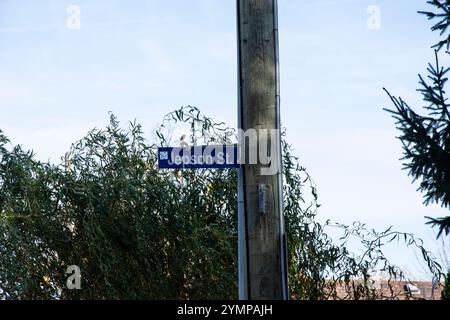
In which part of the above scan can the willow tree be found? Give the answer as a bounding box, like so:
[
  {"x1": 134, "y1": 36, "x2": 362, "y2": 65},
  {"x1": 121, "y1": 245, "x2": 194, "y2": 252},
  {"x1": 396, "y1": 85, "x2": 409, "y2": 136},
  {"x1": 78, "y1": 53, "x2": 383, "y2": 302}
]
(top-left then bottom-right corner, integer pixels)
[{"x1": 0, "y1": 107, "x2": 441, "y2": 299}]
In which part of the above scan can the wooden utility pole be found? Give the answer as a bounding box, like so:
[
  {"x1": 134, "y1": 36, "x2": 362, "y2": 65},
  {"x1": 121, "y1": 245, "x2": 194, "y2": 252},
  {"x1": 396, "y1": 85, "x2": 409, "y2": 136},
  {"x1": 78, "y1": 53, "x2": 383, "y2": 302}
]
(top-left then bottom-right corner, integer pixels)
[{"x1": 237, "y1": 0, "x2": 288, "y2": 300}]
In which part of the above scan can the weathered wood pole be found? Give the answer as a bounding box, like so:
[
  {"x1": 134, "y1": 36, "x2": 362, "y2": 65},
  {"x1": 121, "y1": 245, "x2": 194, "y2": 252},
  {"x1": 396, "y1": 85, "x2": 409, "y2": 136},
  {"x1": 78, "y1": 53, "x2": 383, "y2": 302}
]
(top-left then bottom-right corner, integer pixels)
[{"x1": 237, "y1": 0, "x2": 288, "y2": 300}]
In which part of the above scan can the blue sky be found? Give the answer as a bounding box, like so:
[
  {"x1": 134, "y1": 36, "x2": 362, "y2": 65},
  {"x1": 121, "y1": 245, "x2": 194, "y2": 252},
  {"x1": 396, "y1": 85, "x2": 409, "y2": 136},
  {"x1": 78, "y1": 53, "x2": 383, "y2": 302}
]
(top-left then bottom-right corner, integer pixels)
[{"x1": 1, "y1": 0, "x2": 449, "y2": 279}]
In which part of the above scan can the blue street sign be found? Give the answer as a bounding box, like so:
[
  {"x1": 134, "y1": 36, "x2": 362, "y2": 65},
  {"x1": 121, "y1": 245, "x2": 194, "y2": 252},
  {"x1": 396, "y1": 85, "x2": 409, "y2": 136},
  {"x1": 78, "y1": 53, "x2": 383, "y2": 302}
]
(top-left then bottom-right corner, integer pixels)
[{"x1": 158, "y1": 145, "x2": 239, "y2": 169}]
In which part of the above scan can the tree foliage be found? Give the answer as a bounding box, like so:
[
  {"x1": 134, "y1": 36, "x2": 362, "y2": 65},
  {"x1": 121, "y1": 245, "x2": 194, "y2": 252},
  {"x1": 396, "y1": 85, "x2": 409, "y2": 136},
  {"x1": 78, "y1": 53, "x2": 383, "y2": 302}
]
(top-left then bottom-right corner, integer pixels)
[
  {"x1": 0, "y1": 107, "x2": 442, "y2": 299},
  {"x1": 442, "y1": 271, "x2": 450, "y2": 299},
  {"x1": 384, "y1": 0, "x2": 450, "y2": 239}
]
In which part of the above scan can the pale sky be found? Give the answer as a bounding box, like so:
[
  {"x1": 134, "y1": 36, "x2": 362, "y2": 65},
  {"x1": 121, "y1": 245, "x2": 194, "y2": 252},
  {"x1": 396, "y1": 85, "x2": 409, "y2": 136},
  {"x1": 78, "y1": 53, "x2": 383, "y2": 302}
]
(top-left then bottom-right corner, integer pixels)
[{"x1": 1, "y1": 0, "x2": 449, "y2": 279}]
